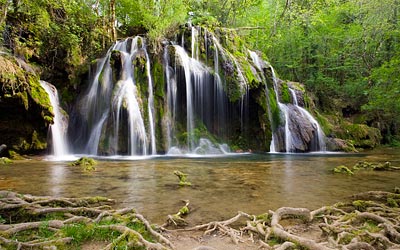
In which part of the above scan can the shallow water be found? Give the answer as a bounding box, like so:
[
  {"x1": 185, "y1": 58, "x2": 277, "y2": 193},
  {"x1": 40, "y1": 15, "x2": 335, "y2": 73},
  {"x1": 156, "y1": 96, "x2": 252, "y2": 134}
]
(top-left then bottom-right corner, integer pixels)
[{"x1": 1, "y1": 148, "x2": 399, "y2": 224}]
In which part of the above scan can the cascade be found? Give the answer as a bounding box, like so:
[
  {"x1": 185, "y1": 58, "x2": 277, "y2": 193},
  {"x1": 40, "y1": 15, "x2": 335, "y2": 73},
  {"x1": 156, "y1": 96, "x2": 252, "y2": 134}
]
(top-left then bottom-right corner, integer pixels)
[
  {"x1": 172, "y1": 45, "x2": 206, "y2": 150},
  {"x1": 40, "y1": 81, "x2": 69, "y2": 157},
  {"x1": 164, "y1": 47, "x2": 177, "y2": 150},
  {"x1": 70, "y1": 37, "x2": 155, "y2": 156},
  {"x1": 288, "y1": 88, "x2": 327, "y2": 151},
  {"x1": 248, "y1": 50, "x2": 278, "y2": 152},
  {"x1": 247, "y1": 50, "x2": 326, "y2": 153},
  {"x1": 63, "y1": 26, "x2": 327, "y2": 156},
  {"x1": 144, "y1": 46, "x2": 157, "y2": 154},
  {"x1": 210, "y1": 35, "x2": 248, "y2": 133},
  {"x1": 164, "y1": 29, "x2": 245, "y2": 154},
  {"x1": 269, "y1": 66, "x2": 326, "y2": 152}
]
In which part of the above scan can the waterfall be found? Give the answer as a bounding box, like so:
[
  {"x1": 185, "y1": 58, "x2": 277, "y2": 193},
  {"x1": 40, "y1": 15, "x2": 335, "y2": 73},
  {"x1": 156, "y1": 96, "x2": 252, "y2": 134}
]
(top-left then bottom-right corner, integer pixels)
[
  {"x1": 248, "y1": 49, "x2": 326, "y2": 153},
  {"x1": 40, "y1": 81, "x2": 69, "y2": 157},
  {"x1": 211, "y1": 35, "x2": 248, "y2": 135},
  {"x1": 164, "y1": 46, "x2": 177, "y2": 150},
  {"x1": 62, "y1": 27, "x2": 326, "y2": 156},
  {"x1": 213, "y1": 42, "x2": 227, "y2": 137},
  {"x1": 248, "y1": 50, "x2": 279, "y2": 152},
  {"x1": 70, "y1": 37, "x2": 155, "y2": 156},
  {"x1": 289, "y1": 88, "x2": 326, "y2": 151},
  {"x1": 163, "y1": 29, "x2": 239, "y2": 154},
  {"x1": 266, "y1": 65, "x2": 326, "y2": 153},
  {"x1": 144, "y1": 45, "x2": 157, "y2": 154},
  {"x1": 172, "y1": 45, "x2": 208, "y2": 151}
]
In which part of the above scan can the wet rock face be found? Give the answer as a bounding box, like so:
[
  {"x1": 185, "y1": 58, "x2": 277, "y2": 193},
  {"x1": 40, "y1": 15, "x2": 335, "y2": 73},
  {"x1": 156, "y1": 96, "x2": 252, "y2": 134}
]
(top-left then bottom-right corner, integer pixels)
[
  {"x1": 0, "y1": 54, "x2": 53, "y2": 154},
  {"x1": 274, "y1": 104, "x2": 319, "y2": 152}
]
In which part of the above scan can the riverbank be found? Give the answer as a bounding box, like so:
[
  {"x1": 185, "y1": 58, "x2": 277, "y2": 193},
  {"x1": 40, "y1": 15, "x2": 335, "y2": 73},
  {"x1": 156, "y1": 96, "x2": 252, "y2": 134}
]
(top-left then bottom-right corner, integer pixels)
[{"x1": 1, "y1": 190, "x2": 399, "y2": 249}]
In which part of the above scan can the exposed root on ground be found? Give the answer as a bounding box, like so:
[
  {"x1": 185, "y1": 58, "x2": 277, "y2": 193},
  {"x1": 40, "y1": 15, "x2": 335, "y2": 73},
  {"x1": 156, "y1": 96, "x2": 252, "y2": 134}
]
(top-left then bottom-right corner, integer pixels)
[
  {"x1": 0, "y1": 190, "x2": 173, "y2": 250},
  {"x1": 1, "y1": 190, "x2": 399, "y2": 249},
  {"x1": 164, "y1": 190, "x2": 400, "y2": 250}
]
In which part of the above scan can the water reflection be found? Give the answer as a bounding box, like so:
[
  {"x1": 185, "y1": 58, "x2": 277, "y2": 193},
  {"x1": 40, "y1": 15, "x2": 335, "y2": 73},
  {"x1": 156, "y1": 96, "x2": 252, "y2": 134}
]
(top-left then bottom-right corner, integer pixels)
[
  {"x1": 0, "y1": 149, "x2": 399, "y2": 224},
  {"x1": 50, "y1": 164, "x2": 67, "y2": 196}
]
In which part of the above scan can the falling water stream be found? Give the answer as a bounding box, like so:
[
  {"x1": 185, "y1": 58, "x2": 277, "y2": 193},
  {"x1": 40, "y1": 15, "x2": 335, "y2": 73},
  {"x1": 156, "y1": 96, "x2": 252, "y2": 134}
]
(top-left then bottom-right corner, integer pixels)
[
  {"x1": 70, "y1": 37, "x2": 155, "y2": 156},
  {"x1": 40, "y1": 81, "x2": 69, "y2": 157},
  {"x1": 43, "y1": 29, "x2": 329, "y2": 157}
]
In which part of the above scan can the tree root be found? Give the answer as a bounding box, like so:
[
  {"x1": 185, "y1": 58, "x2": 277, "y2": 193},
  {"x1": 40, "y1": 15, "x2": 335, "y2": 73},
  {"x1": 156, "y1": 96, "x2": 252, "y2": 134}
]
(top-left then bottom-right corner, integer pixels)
[
  {"x1": 0, "y1": 191, "x2": 173, "y2": 250},
  {"x1": 163, "y1": 200, "x2": 191, "y2": 227},
  {"x1": 2, "y1": 190, "x2": 400, "y2": 250},
  {"x1": 164, "y1": 191, "x2": 400, "y2": 250}
]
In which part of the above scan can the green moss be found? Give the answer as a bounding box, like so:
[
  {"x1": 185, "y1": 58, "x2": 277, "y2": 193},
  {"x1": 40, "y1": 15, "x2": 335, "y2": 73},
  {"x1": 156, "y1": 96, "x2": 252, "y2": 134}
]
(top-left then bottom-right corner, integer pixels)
[
  {"x1": 352, "y1": 161, "x2": 374, "y2": 170},
  {"x1": 70, "y1": 157, "x2": 97, "y2": 172},
  {"x1": 387, "y1": 197, "x2": 399, "y2": 208},
  {"x1": 255, "y1": 213, "x2": 270, "y2": 221},
  {"x1": 372, "y1": 161, "x2": 392, "y2": 171},
  {"x1": 61, "y1": 223, "x2": 118, "y2": 246},
  {"x1": 269, "y1": 90, "x2": 281, "y2": 131},
  {"x1": 281, "y1": 82, "x2": 291, "y2": 104},
  {"x1": 352, "y1": 200, "x2": 375, "y2": 211},
  {"x1": 315, "y1": 111, "x2": 333, "y2": 136},
  {"x1": 8, "y1": 150, "x2": 24, "y2": 160},
  {"x1": 339, "y1": 122, "x2": 382, "y2": 148},
  {"x1": 31, "y1": 130, "x2": 47, "y2": 150},
  {"x1": 152, "y1": 60, "x2": 165, "y2": 98},
  {"x1": 15, "y1": 91, "x2": 29, "y2": 110},
  {"x1": 179, "y1": 205, "x2": 190, "y2": 215},
  {"x1": 174, "y1": 170, "x2": 191, "y2": 186},
  {"x1": 333, "y1": 165, "x2": 354, "y2": 175},
  {"x1": 28, "y1": 76, "x2": 52, "y2": 111},
  {"x1": 338, "y1": 232, "x2": 355, "y2": 245},
  {"x1": 0, "y1": 157, "x2": 13, "y2": 165}
]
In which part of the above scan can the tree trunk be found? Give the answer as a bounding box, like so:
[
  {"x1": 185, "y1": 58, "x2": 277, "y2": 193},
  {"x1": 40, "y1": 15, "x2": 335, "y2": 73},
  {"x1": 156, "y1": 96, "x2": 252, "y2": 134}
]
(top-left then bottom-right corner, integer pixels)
[{"x1": 109, "y1": 0, "x2": 116, "y2": 41}]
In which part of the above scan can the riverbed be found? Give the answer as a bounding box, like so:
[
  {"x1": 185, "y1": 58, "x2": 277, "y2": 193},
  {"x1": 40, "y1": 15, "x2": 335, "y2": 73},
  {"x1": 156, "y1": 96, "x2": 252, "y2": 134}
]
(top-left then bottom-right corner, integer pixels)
[{"x1": 1, "y1": 148, "x2": 399, "y2": 224}]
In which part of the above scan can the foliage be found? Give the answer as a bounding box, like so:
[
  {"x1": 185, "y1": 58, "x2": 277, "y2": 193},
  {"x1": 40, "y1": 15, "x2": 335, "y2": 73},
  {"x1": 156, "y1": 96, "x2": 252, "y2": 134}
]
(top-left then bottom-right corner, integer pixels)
[
  {"x1": 3, "y1": 0, "x2": 109, "y2": 89},
  {"x1": 237, "y1": 0, "x2": 400, "y2": 142},
  {"x1": 2, "y1": 0, "x2": 400, "y2": 146},
  {"x1": 187, "y1": 0, "x2": 262, "y2": 27}
]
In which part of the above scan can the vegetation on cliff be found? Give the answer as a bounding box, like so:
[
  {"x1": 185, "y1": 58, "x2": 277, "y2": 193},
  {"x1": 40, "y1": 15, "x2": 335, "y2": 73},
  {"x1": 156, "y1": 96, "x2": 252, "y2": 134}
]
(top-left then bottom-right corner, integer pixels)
[
  {"x1": 0, "y1": 53, "x2": 53, "y2": 154},
  {"x1": 0, "y1": 0, "x2": 399, "y2": 152}
]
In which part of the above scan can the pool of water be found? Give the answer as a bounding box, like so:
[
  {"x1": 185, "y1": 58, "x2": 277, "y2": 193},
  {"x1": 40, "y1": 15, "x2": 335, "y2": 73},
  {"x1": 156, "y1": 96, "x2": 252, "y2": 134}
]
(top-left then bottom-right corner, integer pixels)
[{"x1": 1, "y1": 148, "x2": 399, "y2": 224}]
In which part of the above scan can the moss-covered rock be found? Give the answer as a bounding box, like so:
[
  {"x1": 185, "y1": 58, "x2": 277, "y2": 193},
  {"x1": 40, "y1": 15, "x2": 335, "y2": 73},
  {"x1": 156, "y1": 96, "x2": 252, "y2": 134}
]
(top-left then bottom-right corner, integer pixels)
[
  {"x1": 333, "y1": 165, "x2": 354, "y2": 175},
  {"x1": 0, "y1": 54, "x2": 53, "y2": 154},
  {"x1": 70, "y1": 157, "x2": 97, "y2": 172},
  {"x1": 0, "y1": 157, "x2": 12, "y2": 165},
  {"x1": 334, "y1": 161, "x2": 400, "y2": 176}
]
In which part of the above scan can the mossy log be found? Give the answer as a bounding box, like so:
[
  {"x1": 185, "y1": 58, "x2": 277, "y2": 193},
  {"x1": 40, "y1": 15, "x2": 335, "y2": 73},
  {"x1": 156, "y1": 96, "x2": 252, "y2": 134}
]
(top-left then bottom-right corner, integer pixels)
[{"x1": 174, "y1": 170, "x2": 191, "y2": 186}]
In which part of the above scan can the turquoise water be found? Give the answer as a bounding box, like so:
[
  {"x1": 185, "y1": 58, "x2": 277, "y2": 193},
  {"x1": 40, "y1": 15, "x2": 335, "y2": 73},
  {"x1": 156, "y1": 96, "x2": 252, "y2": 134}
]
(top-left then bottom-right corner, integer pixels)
[{"x1": 1, "y1": 149, "x2": 399, "y2": 224}]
